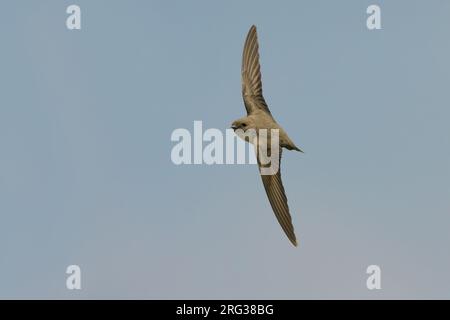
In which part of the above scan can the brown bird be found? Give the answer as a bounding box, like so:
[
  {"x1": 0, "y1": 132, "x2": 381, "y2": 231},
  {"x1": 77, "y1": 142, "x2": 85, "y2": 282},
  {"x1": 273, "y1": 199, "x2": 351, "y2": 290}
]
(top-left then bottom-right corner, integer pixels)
[{"x1": 231, "y1": 25, "x2": 303, "y2": 246}]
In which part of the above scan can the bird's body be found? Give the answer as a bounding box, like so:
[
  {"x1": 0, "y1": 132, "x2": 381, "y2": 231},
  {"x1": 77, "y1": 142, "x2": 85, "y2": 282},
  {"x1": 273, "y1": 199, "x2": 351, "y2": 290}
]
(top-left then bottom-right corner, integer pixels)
[{"x1": 232, "y1": 25, "x2": 302, "y2": 246}]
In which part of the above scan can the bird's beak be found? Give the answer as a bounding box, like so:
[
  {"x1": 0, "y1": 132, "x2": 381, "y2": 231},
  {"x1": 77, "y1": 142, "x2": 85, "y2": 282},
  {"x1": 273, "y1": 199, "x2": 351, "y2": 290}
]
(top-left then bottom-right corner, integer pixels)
[{"x1": 231, "y1": 125, "x2": 238, "y2": 131}]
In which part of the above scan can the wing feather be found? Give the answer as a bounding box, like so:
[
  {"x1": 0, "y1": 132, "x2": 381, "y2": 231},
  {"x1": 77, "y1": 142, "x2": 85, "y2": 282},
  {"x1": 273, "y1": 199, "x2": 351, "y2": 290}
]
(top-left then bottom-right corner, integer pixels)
[
  {"x1": 241, "y1": 25, "x2": 272, "y2": 115},
  {"x1": 258, "y1": 148, "x2": 297, "y2": 246}
]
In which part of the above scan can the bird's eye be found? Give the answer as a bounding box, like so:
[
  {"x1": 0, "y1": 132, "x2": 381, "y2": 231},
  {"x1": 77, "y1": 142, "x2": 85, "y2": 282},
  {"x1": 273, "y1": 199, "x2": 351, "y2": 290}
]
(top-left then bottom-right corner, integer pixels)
[{"x1": 242, "y1": 123, "x2": 247, "y2": 127}]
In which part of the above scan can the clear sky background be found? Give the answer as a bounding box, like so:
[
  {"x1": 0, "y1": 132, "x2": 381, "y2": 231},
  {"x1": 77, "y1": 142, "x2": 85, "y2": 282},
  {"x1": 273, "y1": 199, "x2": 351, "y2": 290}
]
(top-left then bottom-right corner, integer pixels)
[{"x1": 1, "y1": 0, "x2": 450, "y2": 299}]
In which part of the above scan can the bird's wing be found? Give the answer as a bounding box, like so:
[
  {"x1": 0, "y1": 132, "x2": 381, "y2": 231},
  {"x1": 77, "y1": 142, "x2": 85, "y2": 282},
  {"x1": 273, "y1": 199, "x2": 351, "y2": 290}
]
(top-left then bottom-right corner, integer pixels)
[
  {"x1": 258, "y1": 148, "x2": 297, "y2": 246},
  {"x1": 241, "y1": 25, "x2": 272, "y2": 116}
]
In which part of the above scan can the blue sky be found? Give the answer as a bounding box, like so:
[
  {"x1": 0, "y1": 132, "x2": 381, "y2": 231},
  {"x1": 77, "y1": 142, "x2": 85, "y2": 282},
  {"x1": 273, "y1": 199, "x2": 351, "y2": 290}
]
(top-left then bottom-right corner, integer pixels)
[{"x1": 0, "y1": 0, "x2": 450, "y2": 298}]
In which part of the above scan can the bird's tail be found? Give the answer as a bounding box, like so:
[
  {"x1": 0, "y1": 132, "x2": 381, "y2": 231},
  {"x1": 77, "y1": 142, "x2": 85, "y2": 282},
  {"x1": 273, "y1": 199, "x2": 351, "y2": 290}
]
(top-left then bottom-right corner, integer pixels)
[
  {"x1": 293, "y1": 146, "x2": 304, "y2": 153},
  {"x1": 286, "y1": 144, "x2": 304, "y2": 153}
]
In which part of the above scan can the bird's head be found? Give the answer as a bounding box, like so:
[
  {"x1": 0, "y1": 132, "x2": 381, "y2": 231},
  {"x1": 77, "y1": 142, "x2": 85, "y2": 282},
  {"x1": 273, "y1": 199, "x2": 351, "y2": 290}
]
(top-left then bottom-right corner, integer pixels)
[{"x1": 231, "y1": 118, "x2": 252, "y2": 132}]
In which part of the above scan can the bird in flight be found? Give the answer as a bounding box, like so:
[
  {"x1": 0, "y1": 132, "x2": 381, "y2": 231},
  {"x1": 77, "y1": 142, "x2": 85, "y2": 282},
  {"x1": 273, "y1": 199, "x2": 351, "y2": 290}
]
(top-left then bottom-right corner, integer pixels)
[{"x1": 231, "y1": 25, "x2": 303, "y2": 246}]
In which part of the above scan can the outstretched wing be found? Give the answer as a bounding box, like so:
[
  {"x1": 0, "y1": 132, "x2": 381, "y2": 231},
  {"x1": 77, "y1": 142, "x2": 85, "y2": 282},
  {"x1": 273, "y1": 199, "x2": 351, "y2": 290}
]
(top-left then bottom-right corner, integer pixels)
[
  {"x1": 258, "y1": 148, "x2": 297, "y2": 246},
  {"x1": 241, "y1": 25, "x2": 272, "y2": 115}
]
